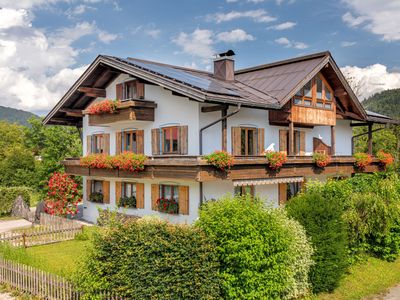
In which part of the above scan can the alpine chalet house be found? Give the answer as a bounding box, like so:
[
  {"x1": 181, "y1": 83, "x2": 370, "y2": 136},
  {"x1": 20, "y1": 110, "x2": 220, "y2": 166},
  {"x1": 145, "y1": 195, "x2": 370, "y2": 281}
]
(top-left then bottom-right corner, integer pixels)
[{"x1": 44, "y1": 51, "x2": 398, "y2": 223}]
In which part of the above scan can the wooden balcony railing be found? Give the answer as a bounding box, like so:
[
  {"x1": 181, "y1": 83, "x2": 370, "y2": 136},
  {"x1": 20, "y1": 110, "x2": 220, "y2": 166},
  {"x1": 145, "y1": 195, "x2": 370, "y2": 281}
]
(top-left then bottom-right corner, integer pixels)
[{"x1": 63, "y1": 155, "x2": 382, "y2": 182}]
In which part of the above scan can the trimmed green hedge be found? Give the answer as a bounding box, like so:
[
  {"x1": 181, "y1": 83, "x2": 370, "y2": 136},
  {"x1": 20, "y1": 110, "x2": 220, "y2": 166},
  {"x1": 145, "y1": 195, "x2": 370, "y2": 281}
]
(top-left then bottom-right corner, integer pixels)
[
  {"x1": 77, "y1": 215, "x2": 221, "y2": 299},
  {"x1": 0, "y1": 187, "x2": 31, "y2": 215}
]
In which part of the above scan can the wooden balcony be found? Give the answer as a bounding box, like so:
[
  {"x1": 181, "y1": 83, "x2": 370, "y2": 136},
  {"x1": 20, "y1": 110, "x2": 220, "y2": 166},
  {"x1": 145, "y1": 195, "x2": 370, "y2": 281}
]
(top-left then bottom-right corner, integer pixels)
[
  {"x1": 84, "y1": 100, "x2": 157, "y2": 126},
  {"x1": 63, "y1": 156, "x2": 383, "y2": 182}
]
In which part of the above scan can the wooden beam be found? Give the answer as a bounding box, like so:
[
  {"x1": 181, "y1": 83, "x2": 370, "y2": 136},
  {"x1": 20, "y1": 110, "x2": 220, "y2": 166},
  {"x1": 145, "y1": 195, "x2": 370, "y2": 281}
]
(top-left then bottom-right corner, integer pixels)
[
  {"x1": 222, "y1": 107, "x2": 227, "y2": 151},
  {"x1": 59, "y1": 108, "x2": 83, "y2": 117},
  {"x1": 368, "y1": 123, "x2": 373, "y2": 155},
  {"x1": 78, "y1": 87, "x2": 106, "y2": 98},
  {"x1": 350, "y1": 122, "x2": 369, "y2": 127},
  {"x1": 288, "y1": 121, "x2": 294, "y2": 156},
  {"x1": 331, "y1": 125, "x2": 336, "y2": 155},
  {"x1": 334, "y1": 89, "x2": 347, "y2": 97},
  {"x1": 201, "y1": 104, "x2": 228, "y2": 113}
]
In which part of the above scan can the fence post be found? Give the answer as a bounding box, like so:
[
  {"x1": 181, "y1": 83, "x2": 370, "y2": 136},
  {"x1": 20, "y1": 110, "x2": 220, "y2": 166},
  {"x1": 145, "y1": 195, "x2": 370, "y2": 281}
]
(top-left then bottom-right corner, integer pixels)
[{"x1": 22, "y1": 233, "x2": 26, "y2": 248}]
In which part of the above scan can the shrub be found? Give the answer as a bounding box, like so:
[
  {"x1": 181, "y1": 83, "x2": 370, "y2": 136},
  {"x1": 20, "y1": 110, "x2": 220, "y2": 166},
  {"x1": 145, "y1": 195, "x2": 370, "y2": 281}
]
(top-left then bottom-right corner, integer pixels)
[
  {"x1": 80, "y1": 154, "x2": 113, "y2": 169},
  {"x1": 196, "y1": 194, "x2": 313, "y2": 299},
  {"x1": 376, "y1": 150, "x2": 394, "y2": 168},
  {"x1": 286, "y1": 191, "x2": 348, "y2": 293},
  {"x1": 156, "y1": 197, "x2": 178, "y2": 214},
  {"x1": 44, "y1": 172, "x2": 81, "y2": 217},
  {"x1": 111, "y1": 152, "x2": 147, "y2": 172},
  {"x1": 353, "y1": 152, "x2": 372, "y2": 170},
  {"x1": 87, "y1": 99, "x2": 118, "y2": 115},
  {"x1": 203, "y1": 150, "x2": 234, "y2": 171},
  {"x1": 76, "y1": 216, "x2": 221, "y2": 299},
  {"x1": 265, "y1": 151, "x2": 287, "y2": 170},
  {"x1": 0, "y1": 187, "x2": 31, "y2": 215},
  {"x1": 312, "y1": 152, "x2": 331, "y2": 168}
]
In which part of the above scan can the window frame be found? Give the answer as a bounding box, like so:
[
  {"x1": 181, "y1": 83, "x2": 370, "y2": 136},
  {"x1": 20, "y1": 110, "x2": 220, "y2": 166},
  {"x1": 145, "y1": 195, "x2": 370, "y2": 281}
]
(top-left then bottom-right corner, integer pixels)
[
  {"x1": 92, "y1": 134, "x2": 105, "y2": 154},
  {"x1": 122, "y1": 130, "x2": 138, "y2": 153},
  {"x1": 159, "y1": 184, "x2": 179, "y2": 202},
  {"x1": 293, "y1": 74, "x2": 334, "y2": 110},
  {"x1": 122, "y1": 182, "x2": 136, "y2": 198},
  {"x1": 162, "y1": 126, "x2": 180, "y2": 154},
  {"x1": 240, "y1": 127, "x2": 257, "y2": 156},
  {"x1": 234, "y1": 185, "x2": 255, "y2": 198},
  {"x1": 122, "y1": 80, "x2": 137, "y2": 100}
]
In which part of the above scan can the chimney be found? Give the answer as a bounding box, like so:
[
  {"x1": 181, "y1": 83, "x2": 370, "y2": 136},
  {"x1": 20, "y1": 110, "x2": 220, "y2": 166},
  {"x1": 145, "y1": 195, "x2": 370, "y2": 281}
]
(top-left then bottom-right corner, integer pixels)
[{"x1": 213, "y1": 50, "x2": 235, "y2": 81}]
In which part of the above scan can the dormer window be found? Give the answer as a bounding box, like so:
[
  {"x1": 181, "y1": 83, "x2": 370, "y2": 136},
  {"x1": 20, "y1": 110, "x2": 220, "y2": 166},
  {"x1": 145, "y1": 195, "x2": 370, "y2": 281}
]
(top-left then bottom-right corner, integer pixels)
[
  {"x1": 294, "y1": 74, "x2": 334, "y2": 110},
  {"x1": 116, "y1": 80, "x2": 144, "y2": 100}
]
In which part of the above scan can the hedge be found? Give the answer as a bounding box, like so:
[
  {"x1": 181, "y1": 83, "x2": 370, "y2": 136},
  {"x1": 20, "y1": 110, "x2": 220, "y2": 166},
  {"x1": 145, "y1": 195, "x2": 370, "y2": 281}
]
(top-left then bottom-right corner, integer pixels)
[
  {"x1": 0, "y1": 187, "x2": 31, "y2": 215},
  {"x1": 196, "y1": 195, "x2": 313, "y2": 299},
  {"x1": 76, "y1": 215, "x2": 221, "y2": 299}
]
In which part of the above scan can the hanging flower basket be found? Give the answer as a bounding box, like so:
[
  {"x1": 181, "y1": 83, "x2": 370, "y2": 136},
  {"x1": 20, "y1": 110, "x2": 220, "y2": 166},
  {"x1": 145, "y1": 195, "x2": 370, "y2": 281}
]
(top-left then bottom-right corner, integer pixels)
[
  {"x1": 156, "y1": 198, "x2": 179, "y2": 214},
  {"x1": 265, "y1": 151, "x2": 287, "y2": 171},
  {"x1": 87, "y1": 99, "x2": 118, "y2": 115},
  {"x1": 376, "y1": 150, "x2": 394, "y2": 169},
  {"x1": 353, "y1": 152, "x2": 372, "y2": 171},
  {"x1": 203, "y1": 151, "x2": 234, "y2": 171},
  {"x1": 312, "y1": 152, "x2": 331, "y2": 168}
]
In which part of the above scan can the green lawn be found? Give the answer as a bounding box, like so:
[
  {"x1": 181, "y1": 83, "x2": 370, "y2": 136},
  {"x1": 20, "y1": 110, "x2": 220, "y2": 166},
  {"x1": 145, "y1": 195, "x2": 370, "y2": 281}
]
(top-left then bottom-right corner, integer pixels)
[
  {"x1": 0, "y1": 227, "x2": 95, "y2": 278},
  {"x1": 316, "y1": 257, "x2": 400, "y2": 300}
]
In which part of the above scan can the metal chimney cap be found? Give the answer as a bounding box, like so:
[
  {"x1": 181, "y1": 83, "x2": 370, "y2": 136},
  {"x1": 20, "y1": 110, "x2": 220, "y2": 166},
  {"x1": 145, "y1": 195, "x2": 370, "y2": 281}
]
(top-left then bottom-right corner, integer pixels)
[{"x1": 217, "y1": 50, "x2": 235, "y2": 58}]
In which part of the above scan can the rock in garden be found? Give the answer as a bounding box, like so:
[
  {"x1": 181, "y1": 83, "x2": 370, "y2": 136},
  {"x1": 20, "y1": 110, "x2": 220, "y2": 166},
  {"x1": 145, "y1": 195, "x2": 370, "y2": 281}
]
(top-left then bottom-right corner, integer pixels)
[
  {"x1": 35, "y1": 200, "x2": 46, "y2": 223},
  {"x1": 11, "y1": 195, "x2": 30, "y2": 219}
]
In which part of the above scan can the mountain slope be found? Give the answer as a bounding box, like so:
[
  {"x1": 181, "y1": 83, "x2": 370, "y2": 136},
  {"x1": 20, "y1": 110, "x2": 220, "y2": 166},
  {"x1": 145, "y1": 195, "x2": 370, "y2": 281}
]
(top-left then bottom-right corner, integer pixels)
[
  {"x1": 362, "y1": 89, "x2": 400, "y2": 119},
  {"x1": 0, "y1": 106, "x2": 38, "y2": 126}
]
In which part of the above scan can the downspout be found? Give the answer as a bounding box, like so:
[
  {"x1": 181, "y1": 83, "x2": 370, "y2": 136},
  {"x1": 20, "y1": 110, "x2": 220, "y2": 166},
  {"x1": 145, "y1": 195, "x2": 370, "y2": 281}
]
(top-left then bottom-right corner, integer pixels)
[
  {"x1": 198, "y1": 104, "x2": 241, "y2": 205},
  {"x1": 351, "y1": 125, "x2": 385, "y2": 154}
]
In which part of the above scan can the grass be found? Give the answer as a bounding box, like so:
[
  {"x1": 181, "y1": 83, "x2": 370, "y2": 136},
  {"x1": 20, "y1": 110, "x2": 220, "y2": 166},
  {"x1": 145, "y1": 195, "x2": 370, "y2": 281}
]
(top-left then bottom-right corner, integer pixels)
[
  {"x1": 0, "y1": 227, "x2": 96, "y2": 278},
  {"x1": 316, "y1": 256, "x2": 400, "y2": 300}
]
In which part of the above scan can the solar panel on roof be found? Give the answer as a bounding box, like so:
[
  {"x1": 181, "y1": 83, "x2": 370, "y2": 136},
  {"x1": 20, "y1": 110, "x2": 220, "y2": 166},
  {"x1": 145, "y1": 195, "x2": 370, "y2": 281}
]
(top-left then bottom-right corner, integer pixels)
[{"x1": 113, "y1": 57, "x2": 239, "y2": 96}]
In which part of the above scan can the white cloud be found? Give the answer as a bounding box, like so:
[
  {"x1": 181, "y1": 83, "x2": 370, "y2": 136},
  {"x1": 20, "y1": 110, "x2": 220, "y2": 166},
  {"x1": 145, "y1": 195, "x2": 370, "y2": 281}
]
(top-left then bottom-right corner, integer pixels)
[
  {"x1": 341, "y1": 41, "x2": 357, "y2": 47},
  {"x1": 216, "y1": 29, "x2": 254, "y2": 42},
  {"x1": 0, "y1": 8, "x2": 31, "y2": 29},
  {"x1": 97, "y1": 30, "x2": 118, "y2": 43},
  {"x1": 342, "y1": 0, "x2": 400, "y2": 41},
  {"x1": 341, "y1": 64, "x2": 400, "y2": 100},
  {"x1": 173, "y1": 29, "x2": 214, "y2": 60},
  {"x1": 275, "y1": 36, "x2": 308, "y2": 49},
  {"x1": 145, "y1": 29, "x2": 161, "y2": 39},
  {"x1": 207, "y1": 9, "x2": 276, "y2": 23},
  {"x1": 268, "y1": 21, "x2": 296, "y2": 30}
]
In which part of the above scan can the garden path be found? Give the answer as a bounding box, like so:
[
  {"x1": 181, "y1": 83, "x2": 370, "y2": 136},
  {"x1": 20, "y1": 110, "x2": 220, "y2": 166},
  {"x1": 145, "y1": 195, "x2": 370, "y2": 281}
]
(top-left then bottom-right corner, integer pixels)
[
  {"x1": 369, "y1": 284, "x2": 400, "y2": 300},
  {"x1": 0, "y1": 219, "x2": 32, "y2": 233},
  {"x1": 0, "y1": 292, "x2": 15, "y2": 299}
]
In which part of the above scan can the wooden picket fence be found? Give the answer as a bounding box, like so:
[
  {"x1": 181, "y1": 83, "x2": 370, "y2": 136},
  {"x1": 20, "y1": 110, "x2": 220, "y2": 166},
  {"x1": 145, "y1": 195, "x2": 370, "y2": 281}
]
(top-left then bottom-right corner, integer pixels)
[
  {"x1": 0, "y1": 214, "x2": 83, "y2": 248},
  {"x1": 0, "y1": 258, "x2": 124, "y2": 299}
]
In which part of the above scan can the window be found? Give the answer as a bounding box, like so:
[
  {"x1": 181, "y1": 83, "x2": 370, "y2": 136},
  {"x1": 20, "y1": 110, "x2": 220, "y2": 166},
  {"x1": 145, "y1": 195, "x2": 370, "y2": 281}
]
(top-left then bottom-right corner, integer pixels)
[
  {"x1": 124, "y1": 81, "x2": 137, "y2": 99},
  {"x1": 283, "y1": 130, "x2": 304, "y2": 155},
  {"x1": 162, "y1": 126, "x2": 179, "y2": 154},
  {"x1": 294, "y1": 74, "x2": 334, "y2": 110},
  {"x1": 123, "y1": 131, "x2": 138, "y2": 153},
  {"x1": 240, "y1": 128, "x2": 256, "y2": 156},
  {"x1": 122, "y1": 182, "x2": 136, "y2": 198},
  {"x1": 234, "y1": 185, "x2": 255, "y2": 197},
  {"x1": 287, "y1": 182, "x2": 301, "y2": 199},
  {"x1": 90, "y1": 180, "x2": 104, "y2": 203},
  {"x1": 92, "y1": 134, "x2": 105, "y2": 154}
]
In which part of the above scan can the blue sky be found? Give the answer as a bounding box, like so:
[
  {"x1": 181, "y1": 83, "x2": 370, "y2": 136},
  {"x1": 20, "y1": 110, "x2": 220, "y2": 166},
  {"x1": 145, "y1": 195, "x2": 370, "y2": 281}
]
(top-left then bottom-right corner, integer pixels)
[{"x1": 1, "y1": 0, "x2": 400, "y2": 114}]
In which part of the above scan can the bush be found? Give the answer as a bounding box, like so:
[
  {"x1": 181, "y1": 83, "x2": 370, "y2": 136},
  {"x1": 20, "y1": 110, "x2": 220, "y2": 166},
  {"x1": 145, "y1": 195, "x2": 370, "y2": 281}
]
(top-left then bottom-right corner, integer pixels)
[
  {"x1": 286, "y1": 191, "x2": 348, "y2": 293},
  {"x1": 196, "y1": 194, "x2": 313, "y2": 299},
  {"x1": 0, "y1": 187, "x2": 31, "y2": 215},
  {"x1": 77, "y1": 215, "x2": 221, "y2": 299}
]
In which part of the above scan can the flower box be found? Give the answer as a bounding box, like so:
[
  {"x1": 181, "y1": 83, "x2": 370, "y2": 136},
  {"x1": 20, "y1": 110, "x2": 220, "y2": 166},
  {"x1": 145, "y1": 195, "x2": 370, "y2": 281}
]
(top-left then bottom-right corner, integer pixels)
[
  {"x1": 203, "y1": 151, "x2": 234, "y2": 171},
  {"x1": 118, "y1": 196, "x2": 137, "y2": 208},
  {"x1": 353, "y1": 153, "x2": 373, "y2": 171},
  {"x1": 313, "y1": 152, "x2": 331, "y2": 168},
  {"x1": 156, "y1": 198, "x2": 179, "y2": 214},
  {"x1": 265, "y1": 151, "x2": 287, "y2": 171}
]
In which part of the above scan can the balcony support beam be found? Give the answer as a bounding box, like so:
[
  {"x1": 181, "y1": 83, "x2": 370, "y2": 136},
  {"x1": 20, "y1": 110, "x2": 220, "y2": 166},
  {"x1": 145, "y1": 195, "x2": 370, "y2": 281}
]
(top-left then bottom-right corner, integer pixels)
[
  {"x1": 367, "y1": 123, "x2": 373, "y2": 155},
  {"x1": 288, "y1": 120, "x2": 294, "y2": 156},
  {"x1": 331, "y1": 125, "x2": 336, "y2": 155}
]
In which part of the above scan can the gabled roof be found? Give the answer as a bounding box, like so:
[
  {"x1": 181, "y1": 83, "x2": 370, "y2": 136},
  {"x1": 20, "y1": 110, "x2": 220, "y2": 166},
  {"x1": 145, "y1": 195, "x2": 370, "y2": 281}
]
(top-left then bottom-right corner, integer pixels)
[{"x1": 44, "y1": 51, "x2": 371, "y2": 126}]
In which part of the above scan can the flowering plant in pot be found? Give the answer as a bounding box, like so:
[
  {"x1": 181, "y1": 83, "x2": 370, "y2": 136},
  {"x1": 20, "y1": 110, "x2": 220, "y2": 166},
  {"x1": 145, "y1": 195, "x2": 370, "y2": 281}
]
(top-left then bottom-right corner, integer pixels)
[
  {"x1": 156, "y1": 198, "x2": 179, "y2": 214},
  {"x1": 118, "y1": 196, "x2": 137, "y2": 208},
  {"x1": 87, "y1": 99, "x2": 118, "y2": 115},
  {"x1": 112, "y1": 152, "x2": 147, "y2": 172},
  {"x1": 376, "y1": 150, "x2": 394, "y2": 168},
  {"x1": 44, "y1": 172, "x2": 81, "y2": 217},
  {"x1": 312, "y1": 152, "x2": 331, "y2": 168},
  {"x1": 80, "y1": 154, "x2": 113, "y2": 169},
  {"x1": 203, "y1": 150, "x2": 234, "y2": 171},
  {"x1": 89, "y1": 192, "x2": 104, "y2": 203},
  {"x1": 265, "y1": 151, "x2": 287, "y2": 171},
  {"x1": 353, "y1": 152, "x2": 372, "y2": 171}
]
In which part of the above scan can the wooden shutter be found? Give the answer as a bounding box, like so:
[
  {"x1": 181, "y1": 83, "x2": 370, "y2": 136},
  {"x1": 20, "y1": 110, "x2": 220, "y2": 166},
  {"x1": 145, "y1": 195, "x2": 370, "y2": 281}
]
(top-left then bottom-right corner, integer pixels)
[
  {"x1": 116, "y1": 132, "x2": 122, "y2": 154},
  {"x1": 231, "y1": 127, "x2": 241, "y2": 156},
  {"x1": 278, "y1": 183, "x2": 287, "y2": 206},
  {"x1": 86, "y1": 179, "x2": 92, "y2": 201},
  {"x1": 299, "y1": 131, "x2": 306, "y2": 155},
  {"x1": 116, "y1": 83, "x2": 123, "y2": 100},
  {"x1": 179, "y1": 126, "x2": 188, "y2": 155},
  {"x1": 151, "y1": 128, "x2": 160, "y2": 155},
  {"x1": 86, "y1": 135, "x2": 92, "y2": 155},
  {"x1": 102, "y1": 181, "x2": 110, "y2": 204},
  {"x1": 137, "y1": 130, "x2": 144, "y2": 154},
  {"x1": 151, "y1": 184, "x2": 159, "y2": 211},
  {"x1": 136, "y1": 82, "x2": 144, "y2": 99},
  {"x1": 279, "y1": 130, "x2": 288, "y2": 154},
  {"x1": 136, "y1": 183, "x2": 145, "y2": 209},
  {"x1": 115, "y1": 182, "x2": 121, "y2": 206},
  {"x1": 257, "y1": 128, "x2": 265, "y2": 155},
  {"x1": 103, "y1": 133, "x2": 110, "y2": 155},
  {"x1": 179, "y1": 185, "x2": 189, "y2": 215}
]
